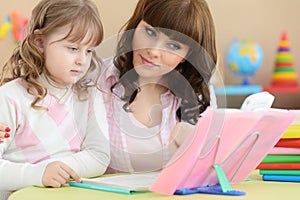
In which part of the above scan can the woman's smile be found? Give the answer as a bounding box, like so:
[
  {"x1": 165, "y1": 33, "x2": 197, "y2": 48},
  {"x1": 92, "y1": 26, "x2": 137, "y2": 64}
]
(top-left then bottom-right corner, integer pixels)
[{"x1": 140, "y1": 55, "x2": 159, "y2": 68}]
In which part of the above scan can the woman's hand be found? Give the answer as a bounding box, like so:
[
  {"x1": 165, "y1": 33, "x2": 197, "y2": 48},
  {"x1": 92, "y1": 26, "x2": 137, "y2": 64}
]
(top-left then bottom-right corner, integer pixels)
[
  {"x1": 169, "y1": 122, "x2": 195, "y2": 155},
  {"x1": 42, "y1": 161, "x2": 81, "y2": 188},
  {"x1": 0, "y1": 123, "x2": 10, "y2": 143}
]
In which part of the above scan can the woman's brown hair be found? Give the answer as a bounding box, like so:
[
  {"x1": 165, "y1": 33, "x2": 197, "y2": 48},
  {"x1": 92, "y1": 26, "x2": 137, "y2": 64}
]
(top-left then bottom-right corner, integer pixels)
[{"x1": 112, "y1": 0, "x2": 217, "y2": 124}]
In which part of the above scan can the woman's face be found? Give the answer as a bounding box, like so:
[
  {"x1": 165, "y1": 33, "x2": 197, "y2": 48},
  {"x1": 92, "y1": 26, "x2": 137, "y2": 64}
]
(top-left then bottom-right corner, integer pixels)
[{"x1": 132, "y1": 20, "x2": 190, "y2": 82}]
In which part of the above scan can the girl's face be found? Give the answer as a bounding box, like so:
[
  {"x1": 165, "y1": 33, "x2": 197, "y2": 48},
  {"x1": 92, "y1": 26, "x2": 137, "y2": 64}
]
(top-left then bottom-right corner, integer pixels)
[
  {"x1": 132, "y1": 20, "x2": 190, "y2": 82},
  {"x1": 40, "y1": 26, "x2": 95, "y2": 87}
]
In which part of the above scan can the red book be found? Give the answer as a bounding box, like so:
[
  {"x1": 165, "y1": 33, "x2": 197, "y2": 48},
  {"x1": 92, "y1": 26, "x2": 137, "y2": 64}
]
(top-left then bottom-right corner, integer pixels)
[
  {"x1": 257, "y1": 163, "x2": 300, "y2": 170},
  {"x1": 275, "y1": 138, "x2": 300, "y2": 148}
]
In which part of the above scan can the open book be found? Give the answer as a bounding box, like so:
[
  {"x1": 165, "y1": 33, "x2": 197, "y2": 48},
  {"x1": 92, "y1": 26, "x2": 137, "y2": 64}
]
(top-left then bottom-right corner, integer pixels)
[
  {"x1": 69, "y1": 172, "x2": 159, "y2": 194},
  {"x1": 69, "y1": 92, "x2": 299, "y2": 195}
]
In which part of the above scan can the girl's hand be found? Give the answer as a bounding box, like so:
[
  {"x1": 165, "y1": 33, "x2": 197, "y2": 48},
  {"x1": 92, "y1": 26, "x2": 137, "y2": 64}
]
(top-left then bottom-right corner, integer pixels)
[
  {"x1": 42, "y1": 161, "x2": 81, "y2": 188},
  {"x1": 0, "y1": 123, "x2": 10, "y2": 143}
]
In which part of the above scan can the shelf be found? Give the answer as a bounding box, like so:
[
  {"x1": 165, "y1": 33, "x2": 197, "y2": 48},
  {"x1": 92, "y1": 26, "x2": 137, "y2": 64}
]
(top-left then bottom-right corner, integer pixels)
[
  {"x1": 214, "y1": 85, "x2": 300, "y2": 96},
  {"x1": 214, "y1": 85, "x2": 262, "y2": 95},
  {"x1": 263, "y1": 86, "x2": 300, "y2": 93}
]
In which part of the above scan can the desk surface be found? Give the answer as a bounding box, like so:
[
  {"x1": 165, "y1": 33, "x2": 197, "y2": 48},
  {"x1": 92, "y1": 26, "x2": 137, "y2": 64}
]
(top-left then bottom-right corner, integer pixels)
[{"x1": 9, "y1": 171, "x2": 300, "y2": 200}]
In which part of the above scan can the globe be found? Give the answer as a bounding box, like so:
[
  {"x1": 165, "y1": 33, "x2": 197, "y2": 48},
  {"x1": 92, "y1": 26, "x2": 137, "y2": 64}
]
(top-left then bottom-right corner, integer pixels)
[{"x1": 226, "y1": 39, "x2": 264, "y2": 85}]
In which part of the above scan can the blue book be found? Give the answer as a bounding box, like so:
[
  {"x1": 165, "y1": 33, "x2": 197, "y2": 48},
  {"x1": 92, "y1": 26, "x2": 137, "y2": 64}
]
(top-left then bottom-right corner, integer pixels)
[
  {"x1": 262, "y1": 174, "x2": 300, "y2": 182},
  {"x1": 69, "y1": 181, "x2": 133, "y2": 194}
]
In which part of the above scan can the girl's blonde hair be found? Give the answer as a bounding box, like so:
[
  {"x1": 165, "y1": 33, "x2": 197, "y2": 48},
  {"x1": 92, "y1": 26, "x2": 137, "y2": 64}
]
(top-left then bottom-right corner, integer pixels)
[{"x1": 0, "y1": 0, "x2": 103, "y2": 109}]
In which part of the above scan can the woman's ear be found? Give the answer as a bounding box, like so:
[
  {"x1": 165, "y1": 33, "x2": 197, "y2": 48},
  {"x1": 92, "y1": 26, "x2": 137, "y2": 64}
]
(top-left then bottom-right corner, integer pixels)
[{"x1": 33, "y1": 29, "x2": 44, "y2": 52}]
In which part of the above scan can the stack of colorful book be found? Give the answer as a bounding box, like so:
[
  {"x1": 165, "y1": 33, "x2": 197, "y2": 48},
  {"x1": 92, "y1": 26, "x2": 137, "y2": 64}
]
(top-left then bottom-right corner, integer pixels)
[{"x1": 257, "y1": 119, "x2": 300, "y2": 182}]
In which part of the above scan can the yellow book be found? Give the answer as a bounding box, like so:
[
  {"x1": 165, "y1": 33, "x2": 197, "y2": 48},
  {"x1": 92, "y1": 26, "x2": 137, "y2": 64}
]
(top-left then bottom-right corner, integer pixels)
[{"x1": 282, "y1": 124, "x2": 300, "y2": 138}]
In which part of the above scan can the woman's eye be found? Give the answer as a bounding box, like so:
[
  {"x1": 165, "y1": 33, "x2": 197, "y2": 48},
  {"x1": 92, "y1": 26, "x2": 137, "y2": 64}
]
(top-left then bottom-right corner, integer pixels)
[
  {"x1": 86, "y1": 49, "x2": 93, "y2": 54},
  {"x1": 168, "y1": 43, "x2": 181, "y2": 50},
  {"x1": 145, "y1": 27, "x2": 156, "y2": 37}
]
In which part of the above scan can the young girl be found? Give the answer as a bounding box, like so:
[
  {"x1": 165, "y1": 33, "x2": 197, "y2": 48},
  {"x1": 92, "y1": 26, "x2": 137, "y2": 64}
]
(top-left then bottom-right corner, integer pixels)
[
  {"x1": 99, "y1": 0, "x2": 217, "y2": 173},
  {"x1": 0, "y1": 0, "x2": 109, "y2": 199}
]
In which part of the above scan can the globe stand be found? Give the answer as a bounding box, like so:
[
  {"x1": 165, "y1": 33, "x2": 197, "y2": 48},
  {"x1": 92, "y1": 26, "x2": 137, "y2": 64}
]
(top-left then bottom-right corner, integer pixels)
[{"x1": 242, "y1": 76, "x2": 250, "y2": 86}]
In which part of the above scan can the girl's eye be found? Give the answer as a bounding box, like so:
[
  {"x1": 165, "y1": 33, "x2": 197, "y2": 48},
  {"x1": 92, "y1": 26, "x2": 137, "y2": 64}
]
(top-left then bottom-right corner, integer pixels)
[
  {"x1": 168, "y1": 43, "x2": 181, "y2": 51},
  {"x1": 145, "y1": 27, "x2": 157, "y2": 37},
  {"x1": 68, "y1": 47, "x2": 78, "y2": 51}
]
